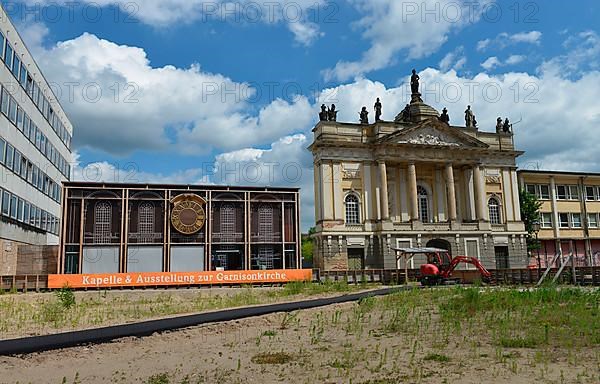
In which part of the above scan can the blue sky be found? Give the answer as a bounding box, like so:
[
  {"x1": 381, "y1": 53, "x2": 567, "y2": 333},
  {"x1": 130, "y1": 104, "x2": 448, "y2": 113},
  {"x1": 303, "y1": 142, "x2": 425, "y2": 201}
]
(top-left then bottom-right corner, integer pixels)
[{"x1": 6, "y1": 0, "x2": 600, "y2": 229}]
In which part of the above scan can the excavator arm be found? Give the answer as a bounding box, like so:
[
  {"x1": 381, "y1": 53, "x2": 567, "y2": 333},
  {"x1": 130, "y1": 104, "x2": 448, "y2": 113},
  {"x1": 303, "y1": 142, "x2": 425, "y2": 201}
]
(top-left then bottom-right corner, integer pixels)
[{"x1": 441, "y1": 256, "x2": 493, "y2": 282}]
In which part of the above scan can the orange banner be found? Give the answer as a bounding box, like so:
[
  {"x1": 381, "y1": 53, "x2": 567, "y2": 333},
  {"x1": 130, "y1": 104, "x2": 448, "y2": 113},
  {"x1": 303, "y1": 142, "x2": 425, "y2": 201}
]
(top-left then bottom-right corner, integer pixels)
[{"x1": 48, "y1": 269, "x2": 313, "y2": 289}]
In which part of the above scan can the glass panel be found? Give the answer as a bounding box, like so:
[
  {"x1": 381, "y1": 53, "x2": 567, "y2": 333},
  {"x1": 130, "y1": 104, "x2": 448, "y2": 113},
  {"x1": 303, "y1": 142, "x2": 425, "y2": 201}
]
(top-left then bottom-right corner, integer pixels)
[
  {"x1": 82, "y1": 247, "x2": 120, "y2": 274},
  {"x1": 170, "y1": 246, "x2": 205, "y2": 272},
  {"x1": 127, "y1": 246, "x2": 163, "y2": 273}
]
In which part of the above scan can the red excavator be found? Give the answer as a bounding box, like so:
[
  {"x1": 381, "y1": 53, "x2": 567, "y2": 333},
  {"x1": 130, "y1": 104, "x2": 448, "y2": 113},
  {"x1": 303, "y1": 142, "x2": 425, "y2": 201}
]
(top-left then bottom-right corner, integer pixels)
[{"x1": 394, "y1": 247, "x2": 493, "y2": 286}]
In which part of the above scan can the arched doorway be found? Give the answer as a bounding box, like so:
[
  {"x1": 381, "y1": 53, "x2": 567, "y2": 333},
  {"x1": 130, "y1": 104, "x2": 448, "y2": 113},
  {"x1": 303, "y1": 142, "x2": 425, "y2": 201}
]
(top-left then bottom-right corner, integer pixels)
[{"x1": 426, "y1": 239, "x2": 452, "y2": 256}]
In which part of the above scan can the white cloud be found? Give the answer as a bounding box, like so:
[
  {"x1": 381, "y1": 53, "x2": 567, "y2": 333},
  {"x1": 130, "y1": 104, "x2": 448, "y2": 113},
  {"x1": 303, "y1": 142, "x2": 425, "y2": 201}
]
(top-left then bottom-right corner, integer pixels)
[
  {"x1": 505, "y1": 55, "x2": 525, "y2": 65},
  {"x1": 439, "y1": 46, "x2": 467, "y2": 72},
  {"x1": 322, "y1": 0, "x2": 489, "y2": 81},
  {"x1": 510, "y1": 31, "x2": 543, "y2": 44},
  {"x1": 25, "y1": 30, "x2": 313, "y2": 155},
  {"x1": 481, "y1": 55, "x2": 525, "y2": 70},
  {"x1": 481, "y1": 56, "x2": 501, "y2": 70},
  {"x1": 476, "y1": 30, "x2": 542, "y2": 52},
  {"x1": 22, "y1": 0, "x2": 326, "y2": 46},
  {"x1": 541, "y1": 31, "x2": 600, "y2": 76}
]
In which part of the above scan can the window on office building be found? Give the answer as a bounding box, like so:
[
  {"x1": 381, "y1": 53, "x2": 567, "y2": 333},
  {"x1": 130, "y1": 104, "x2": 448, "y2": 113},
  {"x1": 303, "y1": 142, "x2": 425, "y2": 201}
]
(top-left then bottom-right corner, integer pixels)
[
  {"x1": 541, "y1": 213, "x2": 553, "y2": 228},
  {"x1": 9, "y1": 194, "x2": 17, "y2": 219},
  {"x1": 588, "y1": 213, "x2": 598, "y2": 228},
  {"x1": 0, "y1": 137, "x2": 5, "y2": 165},
  {"x1": 559, "y1": 213, "x2": 570, "y2": 228},
  {"x1": 1, "y1": 190, "x2": 9, "y2": 216},
  {"x1": 586, "y1": 186, "x2": 598, "y2": 201},
  {"x1": 571, "y1": 213, "x2": 582, "y2": 228},
  {"x1": 5, "y1": 143, "x2": 13, "y2": 169},
  {"x1": 4, "y1": 43, "x2": 12, "y2": 66}
]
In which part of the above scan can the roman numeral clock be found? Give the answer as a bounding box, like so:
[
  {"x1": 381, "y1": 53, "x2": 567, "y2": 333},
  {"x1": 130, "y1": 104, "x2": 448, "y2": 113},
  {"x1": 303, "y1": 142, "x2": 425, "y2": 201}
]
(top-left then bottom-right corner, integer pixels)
[{"x1": 170, "y1": 194, "x2": 206, "y2": 235}]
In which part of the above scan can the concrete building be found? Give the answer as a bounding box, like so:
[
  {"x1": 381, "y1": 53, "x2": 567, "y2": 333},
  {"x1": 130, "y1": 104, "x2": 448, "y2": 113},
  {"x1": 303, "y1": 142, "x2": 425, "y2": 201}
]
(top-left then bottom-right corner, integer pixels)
[
  {"x1": 310, "y1": 96, "x2": 528, "y2": 271},
  {"x1": 59, "y1": 182, "x2": 300, "y2": 274},
  {"x1": 519, "y1": 170, "x2": 600, "y2": 267},
  {"x1": 0, "y1": 4, "x2": 73, "y2": 249}
]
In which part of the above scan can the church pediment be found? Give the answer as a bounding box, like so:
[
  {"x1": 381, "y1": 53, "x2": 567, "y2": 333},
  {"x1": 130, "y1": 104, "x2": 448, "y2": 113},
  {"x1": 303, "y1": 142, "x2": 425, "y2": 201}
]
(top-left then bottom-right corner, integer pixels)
[{"x1": 380, "y1": 118, "x2": 489, "y2": 149}]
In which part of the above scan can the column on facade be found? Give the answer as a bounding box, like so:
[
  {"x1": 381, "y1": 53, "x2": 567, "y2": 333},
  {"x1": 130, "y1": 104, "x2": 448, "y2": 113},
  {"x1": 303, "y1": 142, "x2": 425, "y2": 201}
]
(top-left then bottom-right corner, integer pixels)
[
  {"x1": 463, "y1": 167, "x2": 476, "y2": 221},
  {"x1": 408, "y1": 162, "x2": 419, "y2": 221},
  {"x1": 332, "y1": 163, "x2": 344, "y2": 222},
  {"x1": 361, "y1": 163, "x2": 373, "y2": 222},
  {"x1": 378, "y1": 161, "x2": 390, "y2": 220},
  {"x1": 473, "y1": 165, "x2": 486, "y2": 221},
  {"x1": 510, "y1": 169, "x2": 522, "y2": 221},
  {"x1": 398, "y1": 167, "x2": 409, "y2": 222},
  {"x1": 320, "y1": 162, "x2": 334, "y2": 221},
  {"x1": 445, "y1": 163, "x2": 457, "y2": 222},
  {"x1": 550, "y1": 176, "x2": 560, "y2": 240},
  {"x1": 434, "y1": 168, "x2": 446, "y2": 222},
  {"x1": 501, "y1": 168, "x2": 515, "y2": 222}
]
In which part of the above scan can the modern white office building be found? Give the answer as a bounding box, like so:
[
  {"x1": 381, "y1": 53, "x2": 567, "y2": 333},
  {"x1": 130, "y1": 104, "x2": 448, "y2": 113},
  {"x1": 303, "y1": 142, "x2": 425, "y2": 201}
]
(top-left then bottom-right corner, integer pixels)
[{"x1": 0, "y1": 4, "x2": 73, "y2": 247}]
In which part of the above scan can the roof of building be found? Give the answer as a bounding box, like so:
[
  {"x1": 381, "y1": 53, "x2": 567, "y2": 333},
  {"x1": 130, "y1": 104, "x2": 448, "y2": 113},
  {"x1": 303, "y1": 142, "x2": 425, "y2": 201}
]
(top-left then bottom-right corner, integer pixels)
[
  {"x1": 518, "y1": 169, "x2": 600, "y2": 177},
  {"x1": 62, "y1": 181, "x2": 300, "y2": 192}
]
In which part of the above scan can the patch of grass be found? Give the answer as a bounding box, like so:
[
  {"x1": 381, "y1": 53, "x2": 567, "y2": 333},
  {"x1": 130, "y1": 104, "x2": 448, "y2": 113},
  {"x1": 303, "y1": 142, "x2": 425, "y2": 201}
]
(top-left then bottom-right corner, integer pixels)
[
  {"x1": 423, "y1": 353, "x2": 450, "y2": 362},
  {"x1": 499, "y1": 336, "x2": 540, "y2": 348},
  {"x1": 146, "y1": 372, "x2": 170, "y2": 384},
  {"x1": 251, "y1": 352, "x2": 294, "y2": 364}
]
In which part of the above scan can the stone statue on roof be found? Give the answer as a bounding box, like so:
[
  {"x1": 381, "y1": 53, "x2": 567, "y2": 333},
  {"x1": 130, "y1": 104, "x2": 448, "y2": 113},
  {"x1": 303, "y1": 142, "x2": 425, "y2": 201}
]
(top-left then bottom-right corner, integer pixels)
[
  {"x1": 410, "y1": 69, "x2": 420, "y2": 94},
  {"x1": 439, "y1": 107, "x2": 450, "y2": 124},
  {"x1": 374, "y1": 98, "x2": 382, "y2": 122},
  {"x1": 359, "y1": 107, "x2": 369, "y2": 124},
  {"x1": 319, "y1": 104, "x2": 328, "y2": 121}
]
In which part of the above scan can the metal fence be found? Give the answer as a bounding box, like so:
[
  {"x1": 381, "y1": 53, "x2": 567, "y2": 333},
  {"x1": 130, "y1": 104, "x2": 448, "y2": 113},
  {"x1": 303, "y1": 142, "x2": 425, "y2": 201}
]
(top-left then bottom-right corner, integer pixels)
[{"x1": 0, "y1": 267, "x2": 599, "y2": 292}]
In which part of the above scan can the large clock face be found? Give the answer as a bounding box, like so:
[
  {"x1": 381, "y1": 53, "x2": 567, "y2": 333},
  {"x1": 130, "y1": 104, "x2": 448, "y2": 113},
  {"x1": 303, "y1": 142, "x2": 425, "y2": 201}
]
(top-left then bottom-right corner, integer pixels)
[{"x1": 171, "y1": 199, "x2": 205, "y2": 235}]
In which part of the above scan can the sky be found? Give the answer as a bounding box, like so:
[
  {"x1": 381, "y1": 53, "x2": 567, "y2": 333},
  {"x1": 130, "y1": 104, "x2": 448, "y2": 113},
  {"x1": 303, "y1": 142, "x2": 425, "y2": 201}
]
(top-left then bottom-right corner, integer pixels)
[{"x1": 5, "y1": 0, "x2": 600, "y2": 230}]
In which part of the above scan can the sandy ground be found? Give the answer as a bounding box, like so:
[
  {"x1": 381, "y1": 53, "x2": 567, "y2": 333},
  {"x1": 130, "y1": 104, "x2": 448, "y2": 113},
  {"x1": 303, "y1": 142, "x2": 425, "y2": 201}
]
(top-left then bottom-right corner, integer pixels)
[{"x1": 1, "y1": 295, "x2": 598, "y2": 384}]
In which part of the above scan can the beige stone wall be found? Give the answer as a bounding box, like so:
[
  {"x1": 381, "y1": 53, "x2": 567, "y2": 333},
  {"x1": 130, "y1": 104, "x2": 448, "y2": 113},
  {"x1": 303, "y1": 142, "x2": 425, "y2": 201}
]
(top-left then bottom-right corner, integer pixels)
[{"x1": 0, "y1": 240, "x2": 18, "y2": 275}]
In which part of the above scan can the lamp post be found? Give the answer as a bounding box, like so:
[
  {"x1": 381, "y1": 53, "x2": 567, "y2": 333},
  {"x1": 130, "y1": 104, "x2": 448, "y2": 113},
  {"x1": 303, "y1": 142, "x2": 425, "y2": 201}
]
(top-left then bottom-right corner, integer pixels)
[{"x1": 532, "y1": 221, "x2": 541, "y2": 273}]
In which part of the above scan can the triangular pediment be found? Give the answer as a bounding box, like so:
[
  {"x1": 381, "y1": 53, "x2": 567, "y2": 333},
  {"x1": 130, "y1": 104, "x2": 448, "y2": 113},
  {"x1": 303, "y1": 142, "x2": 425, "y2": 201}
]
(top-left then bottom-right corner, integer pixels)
[{"x1": 380, "y1": 118, "x2": 489, "y2": 149}]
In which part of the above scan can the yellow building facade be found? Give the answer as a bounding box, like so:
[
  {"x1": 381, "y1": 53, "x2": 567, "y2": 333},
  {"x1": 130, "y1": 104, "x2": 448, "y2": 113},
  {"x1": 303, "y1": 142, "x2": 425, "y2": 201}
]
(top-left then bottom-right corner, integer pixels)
[
  {"x1": 519, "y1": 170, "x2": 600, "y2": 267},
  {"x1": 310, "y1": 100, "x2": 529, "y2": 271}
]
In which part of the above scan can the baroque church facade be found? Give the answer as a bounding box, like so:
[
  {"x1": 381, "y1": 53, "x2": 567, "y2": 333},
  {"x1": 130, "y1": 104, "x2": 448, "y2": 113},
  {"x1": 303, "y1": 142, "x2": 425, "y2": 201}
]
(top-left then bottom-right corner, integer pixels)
[{"x1": 310, "y1": 77, "x2": 528, "y2": 271}]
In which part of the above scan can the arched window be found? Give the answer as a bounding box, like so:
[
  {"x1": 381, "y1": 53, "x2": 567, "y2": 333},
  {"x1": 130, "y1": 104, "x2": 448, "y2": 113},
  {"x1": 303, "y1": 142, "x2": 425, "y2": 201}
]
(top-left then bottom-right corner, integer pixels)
[
  {"x1": 345, "y1": 194, "x2": 360, "y2": 224},
  {"x1": 488, "y1": 197, "x2": 502, "y2": 224},
  {"x1": 138, "y1": 202, "x2": 154, "y2": 242},
  {"x1": 93, "y1": 202, "x2": 112, "y2": 244},
  {"x1": 221, "y1": 204, "x2": 235, "y2": 242},
  {"x1": 417, "y1": 186, "x2": 430, "y2": 223},
  {"x1": 258, "y1": 204, "x2": 274, "y2": 241}
]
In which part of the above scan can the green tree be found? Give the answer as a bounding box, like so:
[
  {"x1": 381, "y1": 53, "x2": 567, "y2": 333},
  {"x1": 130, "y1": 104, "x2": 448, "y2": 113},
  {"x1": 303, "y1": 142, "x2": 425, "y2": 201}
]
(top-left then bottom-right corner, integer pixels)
[
  {"x1": 519, "y1": 189, "x2": 542, "y2": 251},
  {"x1": 301, "y1": 227, "x2": 316, "y2": 266}
]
